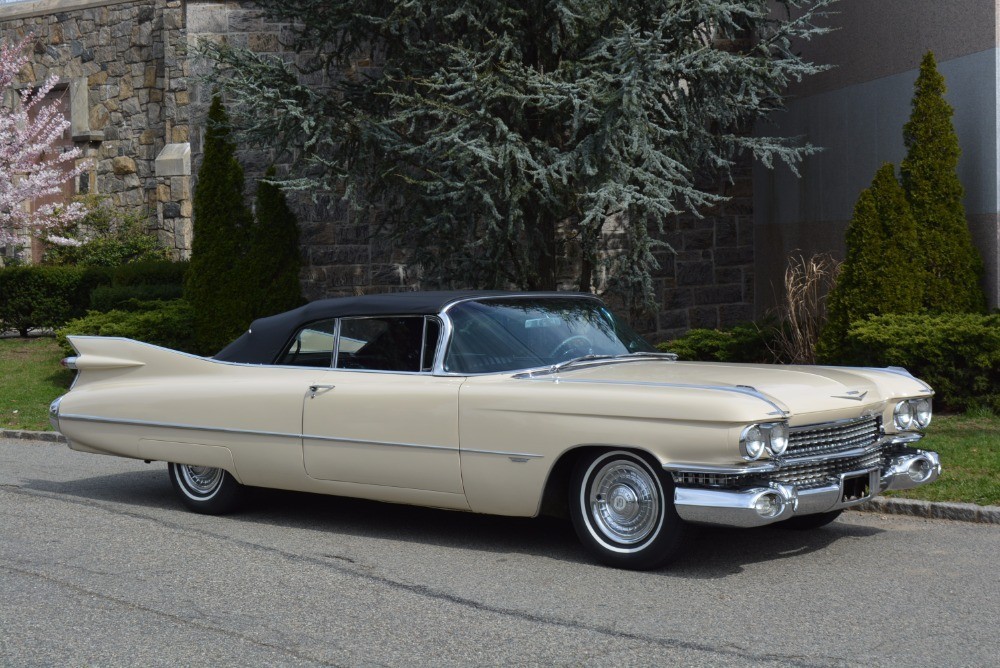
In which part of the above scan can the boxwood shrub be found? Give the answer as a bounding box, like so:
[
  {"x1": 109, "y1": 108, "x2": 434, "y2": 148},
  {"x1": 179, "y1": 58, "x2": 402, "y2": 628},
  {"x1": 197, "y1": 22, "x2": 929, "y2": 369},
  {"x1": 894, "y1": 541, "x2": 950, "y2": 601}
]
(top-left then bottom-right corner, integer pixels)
[
  {"x1": 0, "y1": 266, "x2": 112, "y2": 336},
  {"x1": 656, "y1": 322, "x2": 776, "y2": 363},
  {"x1": 841, "y1": 313, "x2": 1000, "y2": 412},
  {"x1": 57, "y1": 300, "x2": 196, "y2": 356}
]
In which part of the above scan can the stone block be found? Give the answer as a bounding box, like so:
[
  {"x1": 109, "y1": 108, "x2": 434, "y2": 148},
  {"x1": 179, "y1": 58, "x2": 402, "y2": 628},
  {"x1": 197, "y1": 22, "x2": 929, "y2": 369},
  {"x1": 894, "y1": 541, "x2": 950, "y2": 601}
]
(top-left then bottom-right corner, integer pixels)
[
  {"x1": 88, "y1": 70, "x2": 108, "y2": 86},
  {"x1": 155, "y1": 143, "x2": 191, "y2": 177},
  {"x1": 88, "y1": 102, "x2": 109, "y2": 131},
  {"x1": 715, "y1": 246, "x2": 754, "y2": 268},
  {"x1": 187, "y1": 5, "x2": 228, "y2": 34},
  {"x1": 676, "y1": 261, "x2": 714, "y2": 287},
  {"x1": 719, "y1": 304, "x2": 754, "y2": 327},
  {"x1": 248, "y1": 32, "x2": 280, "y2": 52},
  {"x1": 139, "y1": 129, "x2": 156, "y2": 145},
  {"x1": 162, "y1": 202, "x2": 181, "y2": 219},
  {"x1": 170, "y1": 176, "x2": 191, "y2": 200},
  {"x1": 144, "y1": 65, "x2": 157, "y2": 87},
  {"x1": 682, "y1": 228, "x2": 713, "y2": 251},
  {"x1": 694, "y1": 284, "x2": 743, "y2": 306},
  {"x1": 112, "y1": 155, "x2": 137, "y2": 175},
  {"x1": 688, "y1": 306, "x2": 719, "y2": 329},
  {"x1": 157, "y1": 183, "x2": 170, "y2": 202},
  {"x1": 171, "y1": 125, "x2": 189, "y2": 143}
]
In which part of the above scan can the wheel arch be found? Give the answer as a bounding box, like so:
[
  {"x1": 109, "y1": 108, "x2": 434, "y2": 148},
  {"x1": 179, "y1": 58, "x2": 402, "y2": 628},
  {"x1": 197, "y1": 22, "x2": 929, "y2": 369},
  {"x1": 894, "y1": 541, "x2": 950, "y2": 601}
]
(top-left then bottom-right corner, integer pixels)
[{"x1": 538, "y1": 444, "x2": 666, "y2": 519}]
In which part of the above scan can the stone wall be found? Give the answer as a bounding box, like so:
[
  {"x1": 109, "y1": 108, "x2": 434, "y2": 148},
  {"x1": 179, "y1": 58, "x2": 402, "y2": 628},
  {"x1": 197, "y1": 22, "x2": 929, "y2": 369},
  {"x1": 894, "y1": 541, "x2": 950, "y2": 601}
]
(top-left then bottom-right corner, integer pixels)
[
  {"x1": 0, "y1": 0, "x2": 192, "y2": 258},
  {"x1": 652, "y1": 164, "x2": 755, "y2": 340}
]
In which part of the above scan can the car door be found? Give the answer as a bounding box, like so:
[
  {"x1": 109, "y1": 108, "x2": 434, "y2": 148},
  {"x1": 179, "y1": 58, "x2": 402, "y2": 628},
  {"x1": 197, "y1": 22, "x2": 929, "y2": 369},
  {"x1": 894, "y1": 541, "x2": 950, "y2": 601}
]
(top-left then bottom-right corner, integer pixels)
[{"x1": 299, "y1": 316, "x2": 465, "y2": 493}]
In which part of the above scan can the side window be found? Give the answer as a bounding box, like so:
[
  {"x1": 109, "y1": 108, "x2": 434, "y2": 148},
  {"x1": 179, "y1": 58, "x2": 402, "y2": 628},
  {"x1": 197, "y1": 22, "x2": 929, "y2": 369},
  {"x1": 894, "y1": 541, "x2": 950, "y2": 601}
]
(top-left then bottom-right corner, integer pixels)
[
  {"x1": 336, "y1": 317, "x2": 429, "y2": 372},
  {"x1": 421, "y1": 318, "x2": 441, "y2": 372},
  {"x1": 277, "y1": 319, "x2": 336, "y2": 367}
]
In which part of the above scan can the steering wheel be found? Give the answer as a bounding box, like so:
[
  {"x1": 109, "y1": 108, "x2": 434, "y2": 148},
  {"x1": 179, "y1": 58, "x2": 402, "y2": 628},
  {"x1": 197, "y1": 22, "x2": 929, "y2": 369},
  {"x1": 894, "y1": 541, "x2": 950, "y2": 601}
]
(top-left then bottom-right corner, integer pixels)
[{"x1": 549, "y1": 335, "x2": 593, "y2": 360}]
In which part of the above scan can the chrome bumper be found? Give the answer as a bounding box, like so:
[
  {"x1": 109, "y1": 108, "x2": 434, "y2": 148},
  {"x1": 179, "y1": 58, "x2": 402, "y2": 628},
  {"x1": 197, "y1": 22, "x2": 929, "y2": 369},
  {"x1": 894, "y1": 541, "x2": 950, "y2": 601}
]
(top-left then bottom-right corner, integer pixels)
[{"x1": 672, "y1": 448, "x2": 941, "y2": 528}]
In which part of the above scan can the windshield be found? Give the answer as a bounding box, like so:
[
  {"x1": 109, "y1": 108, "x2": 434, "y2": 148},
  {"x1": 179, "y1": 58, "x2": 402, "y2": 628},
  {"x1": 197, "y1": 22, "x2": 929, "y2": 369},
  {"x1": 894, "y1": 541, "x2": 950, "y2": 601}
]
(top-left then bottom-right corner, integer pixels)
[{"x1": 443, "y1": 297, "x2": 654, "y2": 374}]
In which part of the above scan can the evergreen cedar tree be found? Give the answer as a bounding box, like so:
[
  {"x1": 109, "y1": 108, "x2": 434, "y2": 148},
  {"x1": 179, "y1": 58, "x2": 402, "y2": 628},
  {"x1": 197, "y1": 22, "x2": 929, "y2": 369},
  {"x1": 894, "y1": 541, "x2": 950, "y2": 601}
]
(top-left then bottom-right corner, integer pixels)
[
  {"x1": 203, "y1": 0, "x2": 834, "y2": 312},
  {"x1": 248, "y1": 166, "x2": 305, "y2": 321},
  {"x1": 901, "y1": 52, "x2": 986, "y2": 313},
  {"x1": 818, "y1": 164, "x2": 923, "y2": 361},
  {"x1": 185, "y1": 96, "x2": 303, "y2": 355},
  {"x1": 819, "y1": 52, "x2": 988, "y2": 362}
]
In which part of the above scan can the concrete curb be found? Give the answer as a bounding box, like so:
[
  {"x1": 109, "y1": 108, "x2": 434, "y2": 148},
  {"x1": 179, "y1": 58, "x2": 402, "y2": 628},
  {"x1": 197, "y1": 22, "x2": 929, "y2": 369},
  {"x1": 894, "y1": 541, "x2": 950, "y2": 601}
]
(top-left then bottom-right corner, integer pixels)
[
  {"x1": 2, "y1": 429, "x2": 998, "y2": 524},
  {"x1": 851, "y1": 496, "x2": 1000, "y2": 525},
  {"x1": 2, "y1": 429, "x2": 66, "y2": 443}
]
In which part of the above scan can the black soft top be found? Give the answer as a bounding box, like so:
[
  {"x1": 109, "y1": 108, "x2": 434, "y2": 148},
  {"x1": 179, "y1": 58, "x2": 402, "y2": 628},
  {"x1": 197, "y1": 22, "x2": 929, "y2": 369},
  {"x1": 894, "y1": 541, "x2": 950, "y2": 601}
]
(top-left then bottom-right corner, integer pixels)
[{"x1": 213, "y1": 290, "x2": 593, "y2": 363}]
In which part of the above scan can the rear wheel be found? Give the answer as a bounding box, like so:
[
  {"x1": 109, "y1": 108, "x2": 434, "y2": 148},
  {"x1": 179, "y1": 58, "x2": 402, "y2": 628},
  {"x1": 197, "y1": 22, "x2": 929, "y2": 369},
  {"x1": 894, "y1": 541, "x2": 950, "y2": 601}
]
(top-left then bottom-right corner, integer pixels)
[
  {"x1": 569, "y1": 450, "x2": 685, "y2": 570},
  {"x1": 168, "y1": 463, "x2": 246, "y2": 514},
  {"x1": 781, "y1": 509, "x2": 843, "y2": 530}
]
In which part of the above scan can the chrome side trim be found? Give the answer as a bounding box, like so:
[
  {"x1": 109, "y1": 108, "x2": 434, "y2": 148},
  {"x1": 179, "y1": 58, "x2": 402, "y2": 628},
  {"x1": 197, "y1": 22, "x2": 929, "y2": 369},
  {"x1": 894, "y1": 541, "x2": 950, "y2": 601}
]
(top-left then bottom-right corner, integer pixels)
[
  {"x1": 461, "y1": 448, "x2": 544, "y2": 459},
  {"x1": 661, "y1": 461, "x2": 779, "y2": 474},
  {"x1": 59, "y1": 413, "x2": 301, "y2": 439},
  {"x1": 518, "y1": 377, "x2": 789, "y2": 415},
  {"x1": 301, "y1": 433, "x2": 459, "y2": 453}
]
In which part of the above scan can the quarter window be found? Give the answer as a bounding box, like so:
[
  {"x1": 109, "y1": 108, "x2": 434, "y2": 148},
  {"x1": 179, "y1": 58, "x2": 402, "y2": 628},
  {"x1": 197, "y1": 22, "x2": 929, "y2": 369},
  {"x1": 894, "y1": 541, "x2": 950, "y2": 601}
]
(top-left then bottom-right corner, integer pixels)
[{"x1": 277, "y1": 319, "x2": 337, "y2": 367}]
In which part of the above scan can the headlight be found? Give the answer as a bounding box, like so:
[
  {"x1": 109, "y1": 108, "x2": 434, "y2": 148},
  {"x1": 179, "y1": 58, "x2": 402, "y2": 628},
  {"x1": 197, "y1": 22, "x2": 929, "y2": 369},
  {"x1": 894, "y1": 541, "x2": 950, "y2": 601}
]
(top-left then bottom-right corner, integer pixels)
[
  {"x1": 894, "y1": 400, "x2": 915, "y2": 430},
  {"x1": 895, "y1": 398, "x2": 932, "y2": 431},
  {"x1": 913, "y1": 398, "x2": 932, "y2": 428},
  {"x1": 741, "y1": 425, "x2": 766, "y2": 460},
  {"x1": 768, "y1": 422, "x2": 789, "y2": 456}
]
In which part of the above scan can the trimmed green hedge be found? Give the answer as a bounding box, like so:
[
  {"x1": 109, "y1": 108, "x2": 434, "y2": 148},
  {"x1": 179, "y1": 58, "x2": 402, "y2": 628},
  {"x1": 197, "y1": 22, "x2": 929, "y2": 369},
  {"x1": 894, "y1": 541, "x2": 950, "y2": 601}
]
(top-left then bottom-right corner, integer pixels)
[
  {"x1": 0, "y1": 261, "x2": 188, "y2": 335},
  {"x1": 841, "y1": 313, "x2": 1000, "y2": 412},
  {"x1": 56, "y1": 300, "x2": 196, "y2": 356},
  {"x1": 660, "y1": 314, "x2": 1000, "y2": 412},
  {"x1": 657, "y1": 322, "x2": 776, "y2": 363},
  {"x1": 0, "y1": 266, "x2": 111, "y2": 336}
]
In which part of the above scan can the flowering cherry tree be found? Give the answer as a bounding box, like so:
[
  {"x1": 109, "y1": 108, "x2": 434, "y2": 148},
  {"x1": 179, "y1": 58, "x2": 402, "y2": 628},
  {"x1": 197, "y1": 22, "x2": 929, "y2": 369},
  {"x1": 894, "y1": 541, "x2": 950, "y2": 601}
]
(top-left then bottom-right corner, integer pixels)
[{"x1": 1, "y1": 35, "x2": 87, "y2": 249}]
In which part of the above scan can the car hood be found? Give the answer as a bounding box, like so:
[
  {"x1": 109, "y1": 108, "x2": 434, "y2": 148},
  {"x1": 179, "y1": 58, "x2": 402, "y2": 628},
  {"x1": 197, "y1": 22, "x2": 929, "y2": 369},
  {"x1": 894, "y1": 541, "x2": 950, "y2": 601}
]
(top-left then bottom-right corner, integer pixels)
[{"x1": 539, "y1": 360, "x2": 930, "y2": 418}]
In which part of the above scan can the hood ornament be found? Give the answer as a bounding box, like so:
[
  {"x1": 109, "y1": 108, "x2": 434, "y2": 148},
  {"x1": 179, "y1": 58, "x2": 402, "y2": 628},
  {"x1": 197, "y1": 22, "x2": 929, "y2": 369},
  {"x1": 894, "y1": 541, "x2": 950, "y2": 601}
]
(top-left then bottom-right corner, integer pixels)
[{"x1": 832, "y1": 390, "x2": 868, "y2": 402}]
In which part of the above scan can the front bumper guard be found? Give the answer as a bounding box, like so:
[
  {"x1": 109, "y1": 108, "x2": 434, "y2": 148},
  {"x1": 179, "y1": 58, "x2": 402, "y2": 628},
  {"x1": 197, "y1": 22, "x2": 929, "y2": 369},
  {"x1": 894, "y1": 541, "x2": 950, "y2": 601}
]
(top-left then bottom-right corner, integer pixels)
[{"x1": 671, "y1": 448, "x2": 941, "y2": 528}]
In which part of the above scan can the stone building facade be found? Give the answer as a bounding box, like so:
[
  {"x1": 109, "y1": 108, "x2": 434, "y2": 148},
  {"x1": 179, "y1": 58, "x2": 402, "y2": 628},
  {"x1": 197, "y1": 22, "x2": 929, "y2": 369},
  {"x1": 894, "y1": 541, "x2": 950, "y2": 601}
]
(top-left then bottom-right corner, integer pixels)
[{"x1": 1, "y1": 0, "x2": 755, "y2": 340}]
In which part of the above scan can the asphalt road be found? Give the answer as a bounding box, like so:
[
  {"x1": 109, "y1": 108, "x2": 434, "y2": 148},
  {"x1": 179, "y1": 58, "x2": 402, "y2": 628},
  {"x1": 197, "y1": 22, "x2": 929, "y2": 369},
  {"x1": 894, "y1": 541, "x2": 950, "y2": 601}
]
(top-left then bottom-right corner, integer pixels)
[{"x1": 2, "y1": 438, "x2": 998, "y2": 667}]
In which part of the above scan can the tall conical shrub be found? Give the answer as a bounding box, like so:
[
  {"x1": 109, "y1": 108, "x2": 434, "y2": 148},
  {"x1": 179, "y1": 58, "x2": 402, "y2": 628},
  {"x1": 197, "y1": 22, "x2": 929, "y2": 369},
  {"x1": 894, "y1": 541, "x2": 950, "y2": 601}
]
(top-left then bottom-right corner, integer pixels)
[
  {"x1": 185, "y1": 96, "x2": 255, "y2": 354},
  {"x1": 818, "y1": 163, "x2": 924, "y2": 361},
  {"x1": 901, "y1": 52, "x2": 986, "y2": 312},
  {"x1": 247, "y1": 166, "x2": 304, "y2": 319}
]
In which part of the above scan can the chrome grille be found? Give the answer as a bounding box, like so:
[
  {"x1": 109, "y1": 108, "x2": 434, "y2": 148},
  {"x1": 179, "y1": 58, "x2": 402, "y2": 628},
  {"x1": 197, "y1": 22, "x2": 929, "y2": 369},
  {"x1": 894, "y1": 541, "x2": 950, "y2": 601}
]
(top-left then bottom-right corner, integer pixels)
[
  {"x1": 787, "y1": 416, "x2": 880, "y2": 457},
  {"x1": 673, "y1": 415, "x2": 885, "y2": 489},
  {"x1": 766, "y1": 447, "x2": 883, "y2": 486}
]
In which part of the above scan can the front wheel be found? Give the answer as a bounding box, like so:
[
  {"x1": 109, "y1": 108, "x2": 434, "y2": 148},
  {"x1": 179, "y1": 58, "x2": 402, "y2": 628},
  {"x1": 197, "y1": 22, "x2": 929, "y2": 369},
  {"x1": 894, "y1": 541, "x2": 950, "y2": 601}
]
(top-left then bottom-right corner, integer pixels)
[
  {"x1": 168, "y1": 463, "x2": 246, "y2": 515},
  {"x1": 569, "y1": 450, "x2": 685, "y2": 570}
]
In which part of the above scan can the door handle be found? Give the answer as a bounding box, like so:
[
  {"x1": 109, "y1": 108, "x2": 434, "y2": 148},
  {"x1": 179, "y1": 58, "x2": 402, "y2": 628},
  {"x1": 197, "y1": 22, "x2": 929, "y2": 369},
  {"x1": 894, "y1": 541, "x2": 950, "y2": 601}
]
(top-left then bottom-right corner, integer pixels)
[{"x1": 308, "y1": 384, "x2": 336, "y2": 398}]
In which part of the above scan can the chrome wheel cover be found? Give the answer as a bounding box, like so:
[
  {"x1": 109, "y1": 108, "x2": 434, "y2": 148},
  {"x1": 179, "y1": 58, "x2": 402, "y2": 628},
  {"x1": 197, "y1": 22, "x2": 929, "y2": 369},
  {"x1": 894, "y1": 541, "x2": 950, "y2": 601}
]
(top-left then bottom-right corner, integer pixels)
[
  {"x1": 588, "y1": 459, "x2": 661, "y2": 545},
  {"x1": 178, "y1": 465, "x2": 223, "y2": 498}
]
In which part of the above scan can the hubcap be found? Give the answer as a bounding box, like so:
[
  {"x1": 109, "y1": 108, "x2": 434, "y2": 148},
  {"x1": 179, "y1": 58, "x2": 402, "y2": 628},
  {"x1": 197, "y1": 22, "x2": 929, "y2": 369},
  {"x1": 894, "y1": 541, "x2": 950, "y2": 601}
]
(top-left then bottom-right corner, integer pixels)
[
  {"x1": 589, "y1": 460, "x2": 660, "y2": 545},
  {"x1": 179, "y1": 465, "x2": 223, "y2": 497}
]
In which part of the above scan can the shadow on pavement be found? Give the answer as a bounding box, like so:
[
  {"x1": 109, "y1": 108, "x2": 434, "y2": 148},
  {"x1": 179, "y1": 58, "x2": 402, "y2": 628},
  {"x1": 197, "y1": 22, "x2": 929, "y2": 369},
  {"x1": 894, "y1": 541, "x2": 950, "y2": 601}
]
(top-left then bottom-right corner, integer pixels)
[{"x1": 23, "y1": 467, "x2": 885, "y2": 577}]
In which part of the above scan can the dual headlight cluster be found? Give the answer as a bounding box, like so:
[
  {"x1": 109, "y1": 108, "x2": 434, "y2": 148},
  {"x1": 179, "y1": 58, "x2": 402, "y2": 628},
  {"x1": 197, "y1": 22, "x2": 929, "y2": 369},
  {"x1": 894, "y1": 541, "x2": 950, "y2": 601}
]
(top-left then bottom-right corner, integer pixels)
[
  {"x1": 740, "y1": 422, "x2": 789, "y2": 460},
  {"x1": 894, "y1": 398, "x2": 932, "y2": 431}
]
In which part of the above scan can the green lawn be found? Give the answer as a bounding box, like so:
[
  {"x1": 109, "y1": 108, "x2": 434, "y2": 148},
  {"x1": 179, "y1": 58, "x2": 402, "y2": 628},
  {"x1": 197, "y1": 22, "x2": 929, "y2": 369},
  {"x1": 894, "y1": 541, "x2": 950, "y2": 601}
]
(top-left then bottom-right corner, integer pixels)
[
  {"x1": 2, "y1": 337, "x2": 997, "y2": 506},
  {"x1": 886, "y1": 412, "x2": 1000, "y2": 506},
  {"x1": 0, "y1": 337, "x2": 74, "y2": 431}
]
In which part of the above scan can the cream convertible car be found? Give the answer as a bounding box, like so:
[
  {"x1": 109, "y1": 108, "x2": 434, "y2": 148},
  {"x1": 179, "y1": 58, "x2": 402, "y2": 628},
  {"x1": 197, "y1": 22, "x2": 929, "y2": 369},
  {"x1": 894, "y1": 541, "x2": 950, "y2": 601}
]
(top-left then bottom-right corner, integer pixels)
[{"x1": 50, "y1": 291, "x2": 941, "y2": 569}]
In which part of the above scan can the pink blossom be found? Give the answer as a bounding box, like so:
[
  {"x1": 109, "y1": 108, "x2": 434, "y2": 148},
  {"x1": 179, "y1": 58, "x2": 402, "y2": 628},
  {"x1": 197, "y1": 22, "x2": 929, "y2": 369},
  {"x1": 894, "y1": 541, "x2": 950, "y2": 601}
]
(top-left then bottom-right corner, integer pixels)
[{"x1": 1, "y1": 35, "x2": 90, "y2": 247}]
